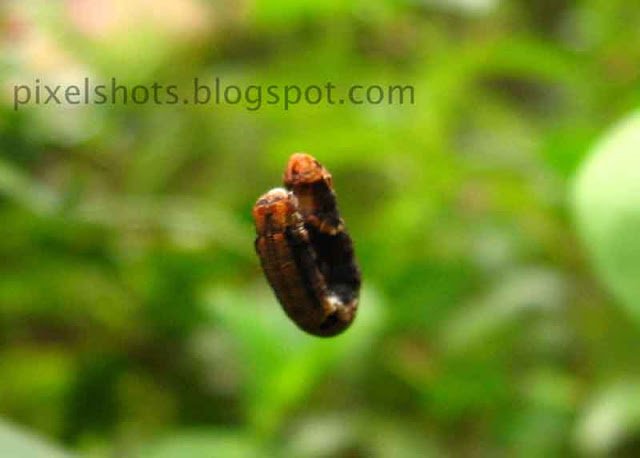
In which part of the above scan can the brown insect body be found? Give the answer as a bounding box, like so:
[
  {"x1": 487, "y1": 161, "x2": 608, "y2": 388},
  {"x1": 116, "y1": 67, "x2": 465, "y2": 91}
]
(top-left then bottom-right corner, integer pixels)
[{"x1": 253, "y1": 154, "x2": 361, "y2": 337}]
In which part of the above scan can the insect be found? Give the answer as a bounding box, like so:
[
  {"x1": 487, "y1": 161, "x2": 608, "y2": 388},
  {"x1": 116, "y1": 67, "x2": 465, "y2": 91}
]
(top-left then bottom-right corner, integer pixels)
[{"x1": 253, "y1": 153, "x2": 361, "y2": 337}]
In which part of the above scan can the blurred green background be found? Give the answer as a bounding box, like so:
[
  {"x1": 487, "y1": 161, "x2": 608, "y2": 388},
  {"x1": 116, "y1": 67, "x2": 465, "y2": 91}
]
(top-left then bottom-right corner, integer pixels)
[{"x1": 1, "y1": 0, "x2": 640, "y2": 456}]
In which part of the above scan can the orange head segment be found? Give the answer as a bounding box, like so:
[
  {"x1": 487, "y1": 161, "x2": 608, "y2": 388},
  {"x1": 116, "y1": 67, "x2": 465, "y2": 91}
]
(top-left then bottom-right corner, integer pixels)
[
  {"x1": 253, "y1": 188, "x2": 299, "y2": 235},
  {"x1": 284, "y1": 153, "x2": 333, "y2": 189}
]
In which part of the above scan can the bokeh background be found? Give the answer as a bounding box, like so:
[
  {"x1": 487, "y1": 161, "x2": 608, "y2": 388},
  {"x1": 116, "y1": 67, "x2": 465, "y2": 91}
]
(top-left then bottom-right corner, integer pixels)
[{"x1": 1, "y1": 0, "x2": 640, "y2": 456}]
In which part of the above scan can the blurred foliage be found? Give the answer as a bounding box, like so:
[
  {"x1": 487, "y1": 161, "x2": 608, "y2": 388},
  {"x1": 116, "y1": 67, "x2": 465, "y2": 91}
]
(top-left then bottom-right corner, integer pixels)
[{"x1": 1, "y1": 0, "x2": 640, "y2": 456}]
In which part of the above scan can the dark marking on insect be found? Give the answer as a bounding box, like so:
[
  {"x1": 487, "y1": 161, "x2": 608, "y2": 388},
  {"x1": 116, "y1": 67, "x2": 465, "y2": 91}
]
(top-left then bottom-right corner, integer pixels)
[{"x1": 253, "y1": 153, "x2": 361, "y2": 337}]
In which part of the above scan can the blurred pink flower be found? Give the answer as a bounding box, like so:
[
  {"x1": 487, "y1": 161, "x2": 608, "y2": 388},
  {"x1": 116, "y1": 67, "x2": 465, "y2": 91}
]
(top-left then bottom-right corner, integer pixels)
[{"x1": 67, "y1": 0, "x2": 213, "y2": 41}]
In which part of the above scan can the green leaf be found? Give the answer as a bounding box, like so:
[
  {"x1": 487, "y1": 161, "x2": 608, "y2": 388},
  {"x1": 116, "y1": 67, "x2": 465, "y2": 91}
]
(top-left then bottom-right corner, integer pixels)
[
  {"x1": 0, "y1": 420, "x2": 70, "y2": 458},
  {"x1": 575, "y1": 380, "x2": 640, "y2": 455},
  {"x1": 572, "y1": 111, "x2": 640, "y2": 323}
]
